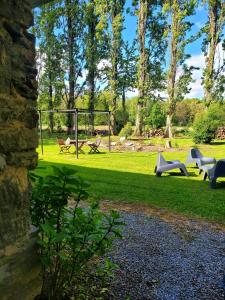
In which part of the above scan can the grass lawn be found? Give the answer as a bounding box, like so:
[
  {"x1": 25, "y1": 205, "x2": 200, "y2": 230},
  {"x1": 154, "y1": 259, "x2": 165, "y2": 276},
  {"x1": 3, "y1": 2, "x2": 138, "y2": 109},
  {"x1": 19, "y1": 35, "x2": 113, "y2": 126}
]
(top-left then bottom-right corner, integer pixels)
[{"x1": 35, "y1": 138, "x2": 225, "y2": 223}]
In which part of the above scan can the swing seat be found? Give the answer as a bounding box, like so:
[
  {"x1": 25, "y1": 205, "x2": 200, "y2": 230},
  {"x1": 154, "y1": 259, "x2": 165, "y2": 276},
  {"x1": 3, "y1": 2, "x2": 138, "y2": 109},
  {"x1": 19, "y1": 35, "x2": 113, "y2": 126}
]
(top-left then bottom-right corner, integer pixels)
[
  {"x1": 87, "y1": 138, "x2": 101, "y2": 154},
  {"x1": 57, "y1": 138, "x2": 71, "y2": 153}
]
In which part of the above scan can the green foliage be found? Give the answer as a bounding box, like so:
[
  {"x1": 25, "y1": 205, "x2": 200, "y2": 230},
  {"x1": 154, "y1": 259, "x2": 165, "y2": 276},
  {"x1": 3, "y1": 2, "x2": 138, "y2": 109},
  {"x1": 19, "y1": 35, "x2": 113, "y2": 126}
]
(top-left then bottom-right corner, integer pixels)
[
  {"x1": 174, "y1": 98, "x2": 205, "y2": 126},
  {"x1": 163, "y1": 0, "x2": 198, "y2": 137},
  {"x1": 31, "y1": 166, "x2": 123, "y2": 299},
  {"x1": 115, "y1": 107, "x2": 129, "y2": 132},
  {"x1": 202, "y1": 0, "x2": 225, "y2": 105},
  {"x1": 119, "y1": 122, "x2": 133, "y2": 137},
  {"x1": 146, "y1": 102, "x2": 166, "y2": 129},
  {"x1": 192, "y1": 113, "x2": 216, "y2": 144},
  {"x1": 192, "y1": 103, "x2": 225, "y2": 144}
]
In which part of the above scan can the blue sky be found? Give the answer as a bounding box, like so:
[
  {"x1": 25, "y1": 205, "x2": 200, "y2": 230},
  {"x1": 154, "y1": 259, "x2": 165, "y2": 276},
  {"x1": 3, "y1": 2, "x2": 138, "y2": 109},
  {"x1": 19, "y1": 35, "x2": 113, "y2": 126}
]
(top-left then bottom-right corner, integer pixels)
[{"x1": 122, "y1": 1, "x2": 224, "y2": 99}]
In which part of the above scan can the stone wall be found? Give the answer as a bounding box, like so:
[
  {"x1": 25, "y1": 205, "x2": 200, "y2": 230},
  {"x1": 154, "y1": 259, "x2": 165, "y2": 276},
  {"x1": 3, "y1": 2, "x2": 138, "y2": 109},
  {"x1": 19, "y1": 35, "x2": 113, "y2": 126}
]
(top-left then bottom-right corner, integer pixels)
[{"x1": 0, "y1": 0, "x2": 40, "y2": 298}]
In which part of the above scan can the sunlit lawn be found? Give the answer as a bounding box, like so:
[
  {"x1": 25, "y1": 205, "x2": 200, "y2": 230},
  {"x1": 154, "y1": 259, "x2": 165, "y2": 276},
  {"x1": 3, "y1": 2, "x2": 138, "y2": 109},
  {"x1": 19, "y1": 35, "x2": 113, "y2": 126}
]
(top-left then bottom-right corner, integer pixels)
[{"x1": 35, "y1": 137, "x2": 225, "y2": 223}]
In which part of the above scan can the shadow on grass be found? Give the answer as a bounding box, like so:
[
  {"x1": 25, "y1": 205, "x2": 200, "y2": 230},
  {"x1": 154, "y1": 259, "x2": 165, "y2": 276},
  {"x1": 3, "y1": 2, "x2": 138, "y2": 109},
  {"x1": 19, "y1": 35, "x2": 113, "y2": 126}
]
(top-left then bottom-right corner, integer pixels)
[
  {"x1": 210, "y1": 141, "x2": 225, "y2": 146},
  {"x1": 35, "y1": 160, "x2": 225, "y2": 223}
]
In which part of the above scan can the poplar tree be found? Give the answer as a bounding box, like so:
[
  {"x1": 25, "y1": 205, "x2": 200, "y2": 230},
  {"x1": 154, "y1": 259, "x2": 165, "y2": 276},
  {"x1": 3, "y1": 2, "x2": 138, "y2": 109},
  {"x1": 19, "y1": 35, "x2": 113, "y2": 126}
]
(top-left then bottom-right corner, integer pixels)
[
  {"x1": 163, "y1": 0, "x2": 197, "y2": 138},
  {"x1": 34, "y1": 3, "x2": 64, "y2": 133},
  {"x1": 120, "y1": 42, "x2": 137, "y2": 113},
  {"x1": 62, "y1": 0, "x2": 85, "y2": 134},
  {"x1": 84, "y1": 0, "x2": 101, "y2": 134},
  {"x1": 96, "y1": 0, "x2": 126, "y2": 134},
  {"x1": 202, "y1": 0, "x2": 225, "y2": 106},
  {"x1": 134, "y1": 0, "x2": 167, "y2": 136}
]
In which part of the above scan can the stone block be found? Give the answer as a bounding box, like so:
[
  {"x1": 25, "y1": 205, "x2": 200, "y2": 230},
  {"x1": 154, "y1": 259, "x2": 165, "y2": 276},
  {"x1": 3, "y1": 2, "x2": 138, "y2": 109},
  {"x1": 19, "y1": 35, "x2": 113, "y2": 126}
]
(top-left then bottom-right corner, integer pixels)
[
  {"x1": 7, "y1": 151, "x2": 38, "y2": 169},
  {"x1": 0, "y1": 236, "x2": 41, "y2": 300},
  {"x1": 0, "y1": 126, "x2": 38, "y2": 153},
  {"x1": 0, "y1": 155, "x2": 6, "y2": 171}
]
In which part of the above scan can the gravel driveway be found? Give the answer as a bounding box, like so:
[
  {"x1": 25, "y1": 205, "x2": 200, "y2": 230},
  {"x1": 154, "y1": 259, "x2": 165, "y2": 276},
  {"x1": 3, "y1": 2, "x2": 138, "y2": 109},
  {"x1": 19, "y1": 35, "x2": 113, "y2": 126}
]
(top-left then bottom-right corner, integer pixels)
[{"x1": 107, "y1": 212, "x2": 225, "y2": 300}]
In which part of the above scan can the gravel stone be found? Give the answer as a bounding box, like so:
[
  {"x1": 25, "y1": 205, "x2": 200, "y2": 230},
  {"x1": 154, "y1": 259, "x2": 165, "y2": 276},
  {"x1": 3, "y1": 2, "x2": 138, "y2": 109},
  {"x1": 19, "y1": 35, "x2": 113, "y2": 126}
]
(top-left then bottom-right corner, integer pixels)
[{"x1": 107, "y1": 212, "x2": 225, "y2": 300}]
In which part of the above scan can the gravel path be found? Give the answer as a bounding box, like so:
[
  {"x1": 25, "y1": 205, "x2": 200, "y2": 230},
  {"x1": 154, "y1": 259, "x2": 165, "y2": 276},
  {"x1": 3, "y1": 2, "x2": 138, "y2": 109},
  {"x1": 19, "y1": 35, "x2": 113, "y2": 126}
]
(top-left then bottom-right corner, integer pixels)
[{"x1": 107, "y1": 212, "x2": 225, "y2": 300}]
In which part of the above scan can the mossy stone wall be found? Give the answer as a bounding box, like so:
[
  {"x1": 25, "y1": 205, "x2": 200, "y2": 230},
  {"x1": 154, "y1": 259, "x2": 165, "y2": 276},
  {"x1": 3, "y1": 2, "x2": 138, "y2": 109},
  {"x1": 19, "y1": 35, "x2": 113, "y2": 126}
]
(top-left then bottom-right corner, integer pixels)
[{"x1": 0, "y1": 0, "x2": 40, "y2": 298}]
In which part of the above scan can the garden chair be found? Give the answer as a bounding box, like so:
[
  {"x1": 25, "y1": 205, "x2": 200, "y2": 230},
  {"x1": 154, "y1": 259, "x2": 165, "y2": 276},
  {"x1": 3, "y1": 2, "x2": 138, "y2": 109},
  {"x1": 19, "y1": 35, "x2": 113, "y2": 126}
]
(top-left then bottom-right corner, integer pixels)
[
  {"x1": 155, "y1": 153, "x2": 189, "y2": 177},
  {"x1": 185, "y1": 148, "x2": 216, "y2": 168},
  {"x1": 57, "y1": 138, "x2": 71, "y2": 153},
  {"x1": 200, "y1": 159, "x2": 225, "y2": 188},
  {"x1": 119, "y1": 136, "x2": 126, "y2": 144},
  {"x1": 87, "y1": 138, "x2": 101, "y2": 154}
]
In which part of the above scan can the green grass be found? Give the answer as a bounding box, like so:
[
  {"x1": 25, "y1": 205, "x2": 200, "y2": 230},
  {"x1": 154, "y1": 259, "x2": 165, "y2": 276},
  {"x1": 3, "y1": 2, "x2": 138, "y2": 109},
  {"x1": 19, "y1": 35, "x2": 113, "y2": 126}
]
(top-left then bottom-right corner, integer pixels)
[{"x1": 35, "y1": 138, "x2": 225, "y2": 223}]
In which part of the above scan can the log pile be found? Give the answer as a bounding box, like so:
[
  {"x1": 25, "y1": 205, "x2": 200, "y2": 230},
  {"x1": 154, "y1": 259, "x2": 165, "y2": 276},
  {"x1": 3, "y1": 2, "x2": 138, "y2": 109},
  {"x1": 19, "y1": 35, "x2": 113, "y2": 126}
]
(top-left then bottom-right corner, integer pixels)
[
  {"x1": 145, "y1": 128, "x2": 164, "y2": 138},
  {"x1": 216, "y1": 127, "x2": 225, "y2": 140}
]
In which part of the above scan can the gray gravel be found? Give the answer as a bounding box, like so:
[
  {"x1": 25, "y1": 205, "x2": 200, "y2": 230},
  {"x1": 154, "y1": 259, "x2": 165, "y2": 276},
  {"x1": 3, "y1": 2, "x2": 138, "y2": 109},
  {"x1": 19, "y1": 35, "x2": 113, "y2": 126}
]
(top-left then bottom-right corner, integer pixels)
[{"x1": 107, "y1": 212, "x2": 225, "y2": 300}]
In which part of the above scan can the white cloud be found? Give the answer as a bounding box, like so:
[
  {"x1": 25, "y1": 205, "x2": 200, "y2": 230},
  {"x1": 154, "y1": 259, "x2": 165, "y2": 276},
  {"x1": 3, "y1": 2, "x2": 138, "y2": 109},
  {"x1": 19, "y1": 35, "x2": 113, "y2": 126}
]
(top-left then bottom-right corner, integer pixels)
[
  {"x1": 195, "y1": 21, "x2": 204, "y2": 29},
  {"x1": 97, "y1": 59, "x2": 111, "y2": 71},
  {"x1": 126, "y1": 88, "x2": 138, "y2": 98},
  {"x1": 186, "y1": 53, "x2": 205, "y2": 98},
  {"x1": 185, "y1": 43, "x2": 225, "y2": 98}
]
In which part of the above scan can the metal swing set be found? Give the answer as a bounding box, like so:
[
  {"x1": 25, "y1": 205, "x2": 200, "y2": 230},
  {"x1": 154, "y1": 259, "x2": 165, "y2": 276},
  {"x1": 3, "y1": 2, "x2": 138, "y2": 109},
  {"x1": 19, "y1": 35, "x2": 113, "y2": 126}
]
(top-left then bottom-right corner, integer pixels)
[{"x1": 38, "y1": 108, "x2": 111, "y2": 159}]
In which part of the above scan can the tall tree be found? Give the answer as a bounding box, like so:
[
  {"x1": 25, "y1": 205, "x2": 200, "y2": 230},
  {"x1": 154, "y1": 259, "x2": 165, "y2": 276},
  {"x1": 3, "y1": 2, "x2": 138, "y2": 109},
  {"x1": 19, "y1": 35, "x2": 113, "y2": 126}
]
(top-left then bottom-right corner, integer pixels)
[
  {"x1": 97, "y1": 0, "x2": 126, "y2": 134},
  {"x1": 135, "y1": 0, "x2": 148, "y2": 136},
  {"x1": 62, "y1": 0, "x2": 85, "y2": 134},
  {"x1": 109, "y1": 0, "x2": 125, "y2": 134},
  {"x1": 134, "y1": 0, "x2": 167, "y2": 136},
  {"x1": 202, "y1": 0, "x2": 225, "y2": 106},
  {"x1": 163, "y1": 0, "x2": 197, "y2": 138},
  {"x1": 34, "y1": 0, "x2": 85, "y2": 134},
  {"x1": 34, "y1": 3, "x2": 64, "y2": 133},
  {"x1": 84, "y1": 0, "x2": 99, "y2": 134},
  {"x1": 119, "y1": 42, "x2": 137, "y2": 126}
]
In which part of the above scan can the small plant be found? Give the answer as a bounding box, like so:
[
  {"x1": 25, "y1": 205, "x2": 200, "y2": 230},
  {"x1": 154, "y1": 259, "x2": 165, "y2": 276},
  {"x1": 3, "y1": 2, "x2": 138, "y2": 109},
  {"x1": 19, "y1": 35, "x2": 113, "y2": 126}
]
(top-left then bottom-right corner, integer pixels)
[
  {"x1": 119, "y1": 122, "x2": 133, "y2": 138},
  {"x1": 31, "y1": 166, "x2": 123, "y2": 299}
]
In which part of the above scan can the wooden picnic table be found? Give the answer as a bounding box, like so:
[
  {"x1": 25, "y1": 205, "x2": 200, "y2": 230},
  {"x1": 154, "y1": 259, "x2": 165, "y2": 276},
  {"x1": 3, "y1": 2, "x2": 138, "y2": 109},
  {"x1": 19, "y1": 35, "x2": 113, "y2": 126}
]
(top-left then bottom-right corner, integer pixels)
[{"x1": 70, "y1": 140, "x2": 86, "y2": 154}]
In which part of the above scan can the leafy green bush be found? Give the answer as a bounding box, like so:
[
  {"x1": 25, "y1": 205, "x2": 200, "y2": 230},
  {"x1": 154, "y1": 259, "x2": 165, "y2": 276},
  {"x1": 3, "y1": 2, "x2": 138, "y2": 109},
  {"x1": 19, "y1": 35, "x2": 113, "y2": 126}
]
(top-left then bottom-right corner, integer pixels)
[
  {"x1": 146, "y1": 102, "x2": 166, "y2": 129},
  {"x1": 31, "y1": 166, "x2": 123, "y2": 299},
  {"x1": 192, "y1": 113, "x2": 217, "y2": 144},
  {"x1": 119, "y1": 122, "x2": 133, "y2": 137},
  {"x1": 192, "y1": 104, "x2": 225, "y2": 144}
]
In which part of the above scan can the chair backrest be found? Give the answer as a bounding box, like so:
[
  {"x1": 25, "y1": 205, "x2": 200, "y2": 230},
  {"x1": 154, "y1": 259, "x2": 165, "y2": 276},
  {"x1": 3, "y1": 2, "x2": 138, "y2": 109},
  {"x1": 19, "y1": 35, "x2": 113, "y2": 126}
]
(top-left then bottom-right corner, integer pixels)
[
  {"x1": 96, "y1": 138, "x2": 101, "y2": 146},
  {"x1": 120, "y1": 136, "x2": 126, "y2": 143},
  {"x1": 191, "y1": 148, "x2": 203, "y2": 159},
  {"x1": 65, "y1": 137, "x2": 71, "y2": 145},
  {"x1": 57, "y1": 138, "x2": 65, "y2": 145},
  {"x1": 157, "y1": 152, "x2": 167, "y2": 167},
  {"x1": 214, "y1": 159, "x2": 225, "y2": 177}
]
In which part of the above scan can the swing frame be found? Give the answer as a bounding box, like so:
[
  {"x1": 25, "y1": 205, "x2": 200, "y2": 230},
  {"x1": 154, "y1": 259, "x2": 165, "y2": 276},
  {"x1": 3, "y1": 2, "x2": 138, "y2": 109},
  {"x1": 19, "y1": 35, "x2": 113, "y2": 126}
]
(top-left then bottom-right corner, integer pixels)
[{"x1": 38, "y1": 108, "x2": 111, "y2": 159}]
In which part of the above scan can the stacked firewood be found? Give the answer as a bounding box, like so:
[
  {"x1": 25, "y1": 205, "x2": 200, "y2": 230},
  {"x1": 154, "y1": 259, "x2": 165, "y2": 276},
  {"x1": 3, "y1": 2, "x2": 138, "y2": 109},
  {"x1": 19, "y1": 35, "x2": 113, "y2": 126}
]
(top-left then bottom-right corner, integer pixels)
[
  {"x1": 145, "y1": 128, "x2": 164, "y2": 138},
  {"x1": 216, "y1": 127, "x2": 225, "y2": 139}
]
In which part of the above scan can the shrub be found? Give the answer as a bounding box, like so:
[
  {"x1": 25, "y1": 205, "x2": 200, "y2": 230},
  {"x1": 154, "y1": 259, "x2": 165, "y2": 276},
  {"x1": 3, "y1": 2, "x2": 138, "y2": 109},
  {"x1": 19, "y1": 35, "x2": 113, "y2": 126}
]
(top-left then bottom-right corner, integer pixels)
[
  {"x1": 31, "y1": 166, "x2": 123, "y2": 300},
  {"x1": 192, "y1": 103, "x2": 225, "y2": 144},
  {"x1": 119, "y1": 122, "x2": 133, "y2": 137},
  {"x1": 115, "y1": 109, "x2": 129, "y2": 133},
  {"x1": 148, "y1": 102, "x2": 166, "y2": 129},
  {"x1": 192, "y1": 114, "x2": 217, "y2": 144}
]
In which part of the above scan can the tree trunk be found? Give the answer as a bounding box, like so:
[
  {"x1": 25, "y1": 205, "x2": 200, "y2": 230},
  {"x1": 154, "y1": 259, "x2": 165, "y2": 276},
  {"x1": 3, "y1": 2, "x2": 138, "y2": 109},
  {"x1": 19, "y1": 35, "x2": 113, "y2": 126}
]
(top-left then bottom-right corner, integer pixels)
[
  {"x1": 86, "y1": 0, "x2": 96, "y2": 135},
  {"x1": 204, "y1": 1, "x2": 220, "y2": 106},
  {"x1": 110, "y1": 2, "x2": 124, "y2": 135},
  {"x1": 66, "y1": 0, "x2": 75, "y2": 135},
  {"x1": 48, "y1": 72, "x2": 54, "y2": 133},
  {"x1": 88, "y1": 71, "x2": 95, "y2": 135},
  {"x1": 164, "y1": 0, "x2": 178, "y2": 138},
  {"x1": 135, "y1": 102, "x2": 144, "y2": 136},
  {"x1": 122, "y1": 86, "x2": 126, "y2": 112},
  {"x1": 134, "y1": 0, "x2": 147, "y2": 136},
  {"x1": 164, "y1": 114, "x2": 173, "y2": 138}
]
